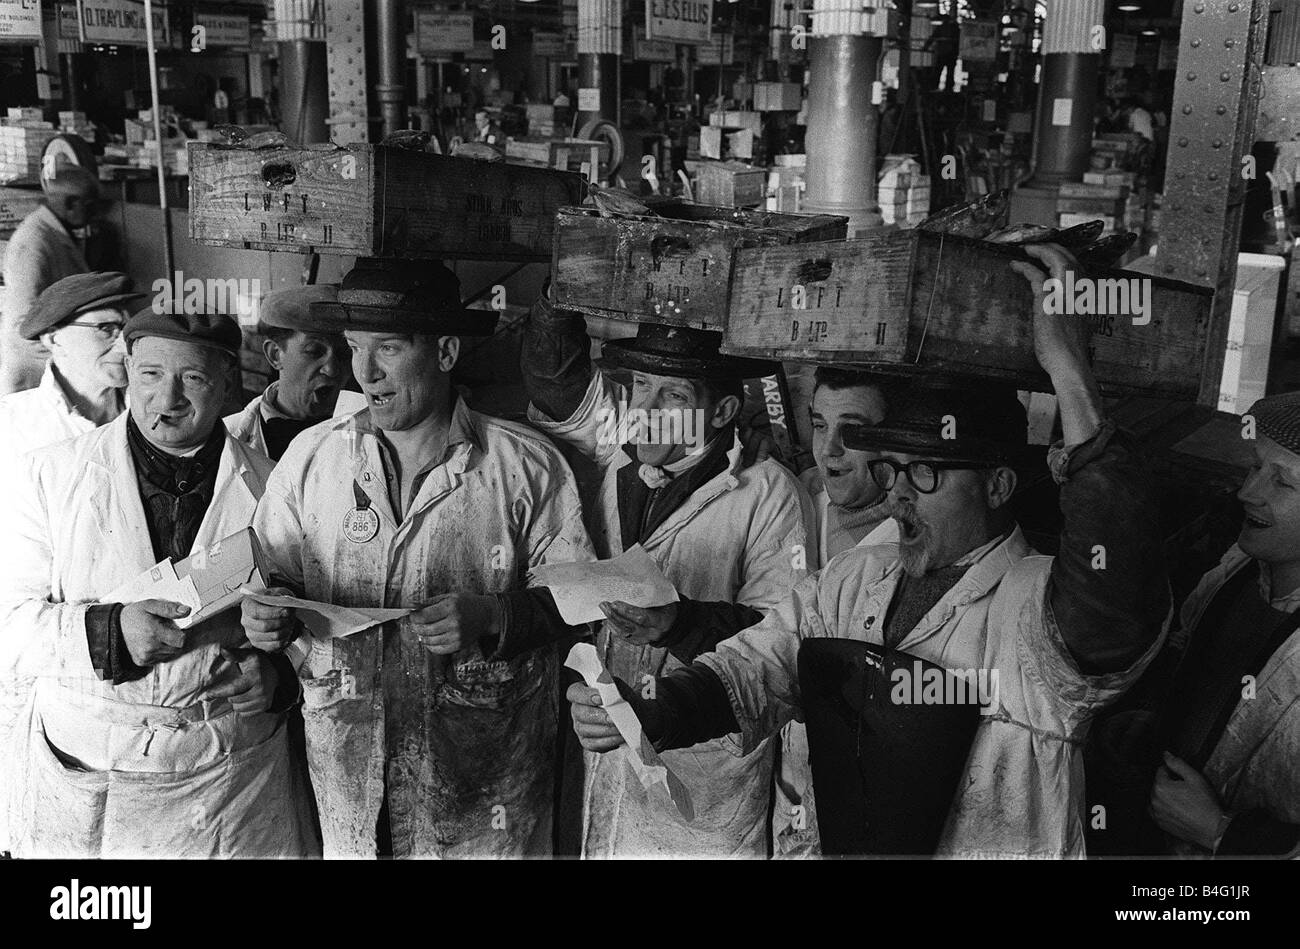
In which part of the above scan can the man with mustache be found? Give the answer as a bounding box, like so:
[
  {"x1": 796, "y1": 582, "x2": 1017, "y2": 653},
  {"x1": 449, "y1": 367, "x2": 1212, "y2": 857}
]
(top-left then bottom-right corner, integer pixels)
[
  {"x1": 224, "y1": 285, "x2": 351, "y2": 462},
  {"x1": 567, "y1": 245, "x2": 1171, "y2": 856}
]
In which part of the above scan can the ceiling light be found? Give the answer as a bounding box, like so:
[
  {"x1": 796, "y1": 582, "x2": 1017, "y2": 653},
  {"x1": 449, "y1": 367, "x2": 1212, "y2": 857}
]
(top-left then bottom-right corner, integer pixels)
[
  {"x1": 1117, "y1": 3, "x2": 1141, "y2": 11},
  {"x1": 1141, "y1": 28, "x2": 1159, "y2": 35}
]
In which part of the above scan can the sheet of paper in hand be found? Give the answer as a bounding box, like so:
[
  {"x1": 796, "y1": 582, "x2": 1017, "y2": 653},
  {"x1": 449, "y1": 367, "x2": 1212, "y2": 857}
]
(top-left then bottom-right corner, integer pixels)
[
  {"x1": 247, "y1": 594, "x2": 411, "y2": 640},
  {"x1": 565, "y1": 642, "x2": 695, "y2": 823},
  {"x1": 100, "y1": 558, "x2": 204, "y2": 620},
  {"x1": 529, "y1": 544, "x2": 679, "y2": 626}
]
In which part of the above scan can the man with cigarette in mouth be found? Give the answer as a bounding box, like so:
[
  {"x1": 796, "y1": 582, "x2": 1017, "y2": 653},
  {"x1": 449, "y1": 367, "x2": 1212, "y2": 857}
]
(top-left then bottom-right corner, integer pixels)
[
  {"x1": 0, "y1": 307, "x2": 316, "y2": 858},
  {"x1": 224, "y1": 285, "x2": 351, "y2": 462},
  {"x1": 566, "y1": 245, "x2": 1172, "y2": 857}
]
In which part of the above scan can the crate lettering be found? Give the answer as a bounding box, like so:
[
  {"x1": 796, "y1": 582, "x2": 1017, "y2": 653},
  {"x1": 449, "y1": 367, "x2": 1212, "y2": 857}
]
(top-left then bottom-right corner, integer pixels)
[
  {"x1": 283, "y1": 193, "x2": 290, "y2": 212},
  {"x1": 775, "y1": 283, "x2": 844, "y2": 310},
  {"x1": 478, "y1": 221, "x2": 511, "y2": 242},
  {"x1": 322, "y1": 224, "x2": 333, "y2": 244},
  {"x1": 278, "y1": 222, "x2": 295, "y2": 241},
  {"x1": 876, "y1": 321, "x2": 887, "y2": 345},
  {"x1": 263, "y1": 194, "x2": 273, "y2": 211},
  {"x1": 244, "y1": 192, "x2": 249, "y2": 212},
  {"x1": 301, "y1": 194, "x2": 309, "y2": 214},
  {"x1": 467, "y1": 194, "x2": 493, "y2": 214},
  {"x1": 790, "y1": 319, "x2": 799, "y2": 341}
]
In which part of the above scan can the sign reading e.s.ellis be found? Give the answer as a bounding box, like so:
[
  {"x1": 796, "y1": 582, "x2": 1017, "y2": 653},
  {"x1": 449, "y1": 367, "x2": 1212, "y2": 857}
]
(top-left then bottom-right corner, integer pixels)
[{"x1": 646, "y1": 0, "x2": 711, "y2": 45}]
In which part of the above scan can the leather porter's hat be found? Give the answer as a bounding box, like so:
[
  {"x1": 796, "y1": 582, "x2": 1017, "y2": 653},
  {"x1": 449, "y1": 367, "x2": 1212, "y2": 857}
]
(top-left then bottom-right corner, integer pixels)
[
  {"x1": 20, "y1": 272, "x2": 146, "y2": 340},
  {"x1": 310, "y1": 257, "x2": 498, "y2": 336},
  {"x1": 124, "y1": 307, "x2": 242, "y2": 357},
  {"x1": 257, "y1": 284, "x2": 340, "y2": 334},
  {"x1": 601, "y1": 323, "x2": 778, "y2": 381},
  {"x1": 842, "y1": 374, "x2": 1028, "y2": 464}
]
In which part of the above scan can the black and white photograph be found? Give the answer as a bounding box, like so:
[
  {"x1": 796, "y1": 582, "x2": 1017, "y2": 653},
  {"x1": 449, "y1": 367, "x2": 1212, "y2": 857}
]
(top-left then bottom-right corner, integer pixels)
[{"x1": 0, "y1": 0, "x2": 1294, "y2": 934}]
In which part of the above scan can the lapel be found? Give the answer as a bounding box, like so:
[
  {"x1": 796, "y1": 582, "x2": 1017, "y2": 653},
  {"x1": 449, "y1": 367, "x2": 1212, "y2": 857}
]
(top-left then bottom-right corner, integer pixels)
[
  {"x1": 191, "y1": 434, "x2": 263, "y2": 552},
  {"x1": 86, "y1": 415, "x2": 156, "y2": 576},
  {"x1": 348, "y1": 426, "x2": 400, "y2": 531},
  {"x1": 893, "y1": 527, "x2": 1032, "y2": 649}
]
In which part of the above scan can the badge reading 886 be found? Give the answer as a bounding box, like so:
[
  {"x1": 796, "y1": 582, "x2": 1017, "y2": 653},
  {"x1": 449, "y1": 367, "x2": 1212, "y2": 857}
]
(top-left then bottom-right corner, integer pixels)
[{"x1": 343, "y1": 507, "x2": 379, "y2": 544}]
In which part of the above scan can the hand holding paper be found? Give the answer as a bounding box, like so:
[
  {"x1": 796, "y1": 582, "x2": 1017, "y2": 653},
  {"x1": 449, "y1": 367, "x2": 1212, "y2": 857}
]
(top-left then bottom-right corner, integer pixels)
[
  {"x1": 245, "y1": 592, "x2": 410, "y2": 641},
  {"x1": 564, "y1": 643, "x2": 694, "y2": 823},
  {"x1": 530, "y1": 545, "x2": 679, "y2": 626}
]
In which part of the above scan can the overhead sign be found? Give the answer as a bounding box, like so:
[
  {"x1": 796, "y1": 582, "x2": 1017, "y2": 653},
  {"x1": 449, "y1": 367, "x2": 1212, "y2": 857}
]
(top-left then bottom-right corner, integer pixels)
[
  {"x1": 646, "y1": 0, "x2": 711, "y2": 46},
  {"x1": 194, "y1": 11, "x2": 248, "y2": 47},
  {"x1": 0, "y1": 0, "x2": 43, "y2": 44},
  {"x1": 533, "y1": 30, "x2": 564, "y2": 57},
  {"x1": 695, "y1": 31, "x2": 733, "y2": 66},
  {"x1": 415, "y1": 10, "x2": 473, "y2": 55},
  {"x1": 1110, "y1": 33, "x2": 1137, "y2": 68},
  {"x1": 57, "y1": 1, "x2": 78, "y2": 38},
  {"x1": 77, "y1": 0, "x2": 168, "y2": 46},
  {"x1": 958, "y1": 20, "x2": 998, "y2": 62},
  {"x1": 629, "y1": 26, "x2": 674, "y2": 62}
]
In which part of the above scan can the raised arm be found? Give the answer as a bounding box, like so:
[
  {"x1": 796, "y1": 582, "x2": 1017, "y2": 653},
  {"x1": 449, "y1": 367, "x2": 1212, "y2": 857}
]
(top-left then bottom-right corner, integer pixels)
[{"x1": 521, "y1": 282, "x2": 595, "y2": 423}]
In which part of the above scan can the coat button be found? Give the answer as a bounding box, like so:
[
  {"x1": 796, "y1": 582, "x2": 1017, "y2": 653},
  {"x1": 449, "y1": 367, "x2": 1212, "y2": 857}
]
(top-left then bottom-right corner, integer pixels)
[{"x1": 864, "y1": 615, "x2": 875, "y2": 627}]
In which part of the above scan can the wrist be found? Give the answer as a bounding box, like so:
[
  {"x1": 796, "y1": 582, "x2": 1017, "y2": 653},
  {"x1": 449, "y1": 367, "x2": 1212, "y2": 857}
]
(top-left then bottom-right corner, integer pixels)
[{"x1": 1208, "y1": 811, "x2": 1234, "y2": 852}]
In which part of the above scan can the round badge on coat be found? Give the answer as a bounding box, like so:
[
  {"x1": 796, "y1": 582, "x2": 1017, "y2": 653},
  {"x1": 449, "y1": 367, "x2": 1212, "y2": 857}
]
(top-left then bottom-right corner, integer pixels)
[{"x1": 342, "y1": 507, "x2": 380, "y2": 544}]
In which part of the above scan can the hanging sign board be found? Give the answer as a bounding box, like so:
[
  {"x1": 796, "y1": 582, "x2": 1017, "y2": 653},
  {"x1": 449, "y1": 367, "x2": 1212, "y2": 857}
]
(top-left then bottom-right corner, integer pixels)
[
  {"x1": 958, "y1": 20, "x2": 998, "y2": 62},
  {"x1": 57, "y1": 0, "x2": 77, "y2": 37},
  {"x1": 77, "y1": 0, "x2": 168, "y2": 46},
  {"x1": 1110, "y1": 33, "x2": 1137, "y2": 68},
  {"x1": 0, "y1": 0, "x2": 44, "y2": 44},
  {"x1": 646, "y1": 0, "x2": 711, "y2": 46},
  {"x1": 629, "y1": 25, "x2": 674, "y2": 62},
  {"x1": 415, "y1": 10, "x2": 473, "y2": 55},
  {"x1": 194, "y1": 11, "x2": 248, "y2": 47},
  {"x1": 695, "y1": 31, "x2": 733, "y2": 66}
]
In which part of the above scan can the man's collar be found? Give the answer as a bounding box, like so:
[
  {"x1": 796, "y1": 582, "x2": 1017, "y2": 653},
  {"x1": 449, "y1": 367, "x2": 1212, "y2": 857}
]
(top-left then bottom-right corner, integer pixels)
[
  {"x1": 1257, "y1": 560, "x2": 1300, "y2": 612},
  {"x1": 346, "y1": 393, "x2": 483, "y2": 462},
  {"x1": 257, "y1": 382, "x2": 296, "y2": 422}
]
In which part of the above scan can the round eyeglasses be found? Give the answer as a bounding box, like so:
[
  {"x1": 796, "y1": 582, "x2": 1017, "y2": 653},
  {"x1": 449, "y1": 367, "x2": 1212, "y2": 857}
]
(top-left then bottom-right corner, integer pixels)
[
  {"x1": 65, "y1": 320, "x2": 125, "y2": 340},
  {"x1": 867, "y1": 457, "x2": 993, "y2": 495}
]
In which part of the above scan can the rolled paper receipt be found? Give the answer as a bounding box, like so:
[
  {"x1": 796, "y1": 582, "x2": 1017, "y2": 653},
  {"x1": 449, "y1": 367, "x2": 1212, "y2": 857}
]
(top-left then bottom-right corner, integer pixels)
[{"x1": 565, "y1": 642, "x2": 694, "y2": 823}]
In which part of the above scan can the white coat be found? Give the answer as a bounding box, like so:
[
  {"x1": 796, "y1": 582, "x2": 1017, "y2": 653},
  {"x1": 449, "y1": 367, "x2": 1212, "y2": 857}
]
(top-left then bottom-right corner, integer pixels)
[
  {"x1": 0, "y1": 413, "x2": 317, "y2": 858},
  {"x1": 526, "y1": 370, "x2": 815, "y2": 857},
  {"x1": 253, "y1": 398, "x2": 596, "y2": 858},
  {"x1": 697, "y1": 526, "x2": 1166, "y2": 858},
  {"x1": 223, "y1": 389, "x2": 271, "y2": 457},
  {"x1": 1174, "y1": 545, "x2": 1300, "y2": 848},
  {"x1": 0, "y1": 205, "x2": 89, "y2": 395},
  {"x1": 0, "y1": 363, "x2": 122, "y2": 853}
]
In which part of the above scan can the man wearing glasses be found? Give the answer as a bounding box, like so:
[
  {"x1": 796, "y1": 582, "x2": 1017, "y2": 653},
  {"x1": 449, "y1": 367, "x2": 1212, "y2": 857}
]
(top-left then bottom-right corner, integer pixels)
[
  {"x1": 0, "y1": 163, "x2": 101, "y2": 396},
  {"x1": 0, "y1": 271, "x2": 142, "y2": 461},
  {"x1": 566, "y1": 245, "x2": 1172, "y2": 857}
]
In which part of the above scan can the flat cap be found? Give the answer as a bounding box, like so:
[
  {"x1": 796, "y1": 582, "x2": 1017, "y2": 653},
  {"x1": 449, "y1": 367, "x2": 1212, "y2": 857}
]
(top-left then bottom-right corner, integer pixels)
[
  {"x1": 1248, "y1": 391, "x2": 1300, "y2": 457},
  {"x1": 257, "y1": 284, "x2": 340, "y2": 334},
  {"x1": 20, "y1": 271, "x2": 146, "y2": 340},
  {"x1": 124, "y1": 307, "x2": 242, "y2": 356}
]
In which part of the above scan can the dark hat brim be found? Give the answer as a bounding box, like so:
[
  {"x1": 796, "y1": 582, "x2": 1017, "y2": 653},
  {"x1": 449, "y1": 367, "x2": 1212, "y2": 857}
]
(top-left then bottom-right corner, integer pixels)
[
  {"x1": 309, "y1": 301, "x2": 498, "y2": 337},
  {"x1": 601, "y1": 336, "x2": 778, "y2": 380},
  {"x1": 20, "y1": 291, "x2": 148, "y2": 340},
  {"x1": 124, "y1": 327, "x2": 242, "y2": 357},
  {"x1": 843, "y1": 423, "x2": 1018, "y2": 464}
]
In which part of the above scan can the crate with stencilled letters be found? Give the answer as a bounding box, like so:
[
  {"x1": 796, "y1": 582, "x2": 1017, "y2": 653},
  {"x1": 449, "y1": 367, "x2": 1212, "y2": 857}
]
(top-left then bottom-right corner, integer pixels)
[
  {"x1": 550, "y1": 203, "x2": 847, "y2": 330},
  {"x1": 188, "y1": 141, "x2": 588, "y2": 260},
  {"x1": 720, "y1": 230, "x2": 1214, "y2": 399}
]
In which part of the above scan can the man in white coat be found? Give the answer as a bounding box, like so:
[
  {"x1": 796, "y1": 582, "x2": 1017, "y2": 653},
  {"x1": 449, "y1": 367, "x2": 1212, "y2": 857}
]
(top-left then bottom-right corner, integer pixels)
[
  {"x1": 240, "y1": 258, "x2": 595, "y2": 858},
  {"x1": 0, "y1": 307, "x2": 317, "y2": 858},
  {"x1": 0, "y1": 271, "x2": 143, "y2": 458},
  {"x1": 500, "y1": 282, "x2": 814, "y2": 857},
  {"x1": 0, "y1": 163, "x2": 99, "y2": 395},
  {"x1": 224, "y1": 284, "x2": 349, "y2": 461},
  {"x1": 569, "y1": 246, "x2": 1171, "y2": 857}
]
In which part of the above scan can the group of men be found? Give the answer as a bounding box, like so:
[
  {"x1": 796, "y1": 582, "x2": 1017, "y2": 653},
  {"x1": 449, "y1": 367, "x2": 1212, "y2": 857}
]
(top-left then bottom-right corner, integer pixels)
[{"x1": 0, "y1": 237, "x2": 1295, "y2": 859}]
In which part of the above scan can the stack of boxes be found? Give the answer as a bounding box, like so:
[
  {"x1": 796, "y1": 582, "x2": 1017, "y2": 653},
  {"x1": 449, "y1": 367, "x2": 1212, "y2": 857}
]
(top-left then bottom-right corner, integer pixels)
[
  {"x1": 767, "y1": 153, "x2": 805, "y2": 213},
  {"x1": 877, "y1": 154, "x2": 930, "y2": 227},
  {"x1": 59, "y1": 111, "x2": 95, "y2": 143},
  {"x1": 1056, "y1": 182, "x2": 1129, "y2": 233},
  {"x1": 703, "y1": 111, "x2": 761, "y2": 161},
  {"x1": 526, "y1": 104, "x2": 557, "y2": 138},
  {"x1": 0, "y1": 108, "x2": 57, "y2": 181}
]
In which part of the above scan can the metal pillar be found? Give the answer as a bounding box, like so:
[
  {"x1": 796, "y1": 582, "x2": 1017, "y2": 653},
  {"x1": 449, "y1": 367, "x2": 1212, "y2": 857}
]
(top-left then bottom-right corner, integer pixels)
[
  {"x1": 1012, "y1": 0, "x2": 1106, "y2": 225},
  {"x1": 324, "y1": 0, "x2": 367, "y2": 144},
  {"x1": 1159, "y1": 0, "x2": 1270, "y2": 406},
  {"x1": 577, "y1": 0, "x2": 620, "y2": 126},
  {"x1": 802, "y1": 1, "x2": 889, "y2": 235},
  {"x1": 279, "y1": 41, "x2": 329, "y2": 142},
  {"x1": 374, "y1": 0, "x2": 407, "y2": 137}
]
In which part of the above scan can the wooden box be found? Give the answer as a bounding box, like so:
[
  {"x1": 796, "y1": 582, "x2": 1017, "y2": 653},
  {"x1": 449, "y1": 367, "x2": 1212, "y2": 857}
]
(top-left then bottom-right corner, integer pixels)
[
  {"x1": 694, "y1": 161, "x2": 766, "y2": 209},
  {"x1": 753, "y1": 82, "x2": 802, "y2": 112},
  {"x1": 721, "y1": 231, "x2": 1213, "y2": 399},
  {"x1": 188, "y1": 142, "x2": 587, "y2": 261},
  {"x1": 551, "y1": 204, "x2": 848, "y2": 330}
]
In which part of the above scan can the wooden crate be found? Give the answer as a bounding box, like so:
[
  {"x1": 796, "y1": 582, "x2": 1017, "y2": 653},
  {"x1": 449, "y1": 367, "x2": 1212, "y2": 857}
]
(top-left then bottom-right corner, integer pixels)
[
  {"x1": 721, "y1": 230, "x2": 1213, "y2": 399},
  {"x1": 694, "y1": 161, "x2": 766, "y2": 208},
  {"x1": 552, "y1": 204, "x2": 848, "y2": 330},
  {"x1": 188, "y1": 142, "x2": 587, "y2": 261}
]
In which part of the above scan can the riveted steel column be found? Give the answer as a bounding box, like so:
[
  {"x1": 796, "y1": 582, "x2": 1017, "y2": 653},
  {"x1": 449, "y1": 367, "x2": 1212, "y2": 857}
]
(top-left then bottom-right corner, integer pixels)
[
  {"x1": 578, "y1": 0, "x2": 620, "y2": 126},
  {"x1": 801, "y1": 1, "x2": 888, "y2": 235},
  {"x1": 1011, "y1": 0, "x2": 1106, "y2": 224},
  {"x1": 374, "y1": 0, "x2": 408, "y2": 138},
  {"x1": 325, "y1": 0, "x2": 367, "y2": 143},
  {"x1": 1159, "y1": 0, "x2": 1269, "y2": 406}
]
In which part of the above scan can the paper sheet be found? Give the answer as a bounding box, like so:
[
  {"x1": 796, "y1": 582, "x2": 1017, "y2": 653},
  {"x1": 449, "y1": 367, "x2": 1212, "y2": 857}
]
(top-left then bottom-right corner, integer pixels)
[
  {"x1": 530, "y1": 545, "x2": 679, "y2": 626},
  {"x1": 100, "y1": 560, "x2": 205, "y2": 626},
  {"x1": 246, "y1": 593, "x2": 410, "y2": 640},
  {"x1": 565, "y1": 642, "x2": 694, "y2": 823}
]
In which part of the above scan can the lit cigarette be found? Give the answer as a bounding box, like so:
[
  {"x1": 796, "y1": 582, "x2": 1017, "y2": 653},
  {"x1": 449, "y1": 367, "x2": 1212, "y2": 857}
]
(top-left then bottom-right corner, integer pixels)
[{"x1": 149, "y1": 413, "x2": 164, "y2": 430}]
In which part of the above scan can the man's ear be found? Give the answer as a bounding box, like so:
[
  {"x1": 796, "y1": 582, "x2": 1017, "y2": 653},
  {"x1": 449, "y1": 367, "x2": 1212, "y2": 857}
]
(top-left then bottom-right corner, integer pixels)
[
  {"x1": 986, "y1": 465, "x2": 1018, "y2": 511},
  {"x1": 711, "y1": 394, "x2": 742, "y2": 430},
  {"x1": 261, "y1": 337, "x2": 284, "y2": 371},
  {"x1": 40, "y1": 330, "x2": 58, "y2": 352},
  {"x1": 436, "y1": 335, "x2": 461, "y2": 373}
]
